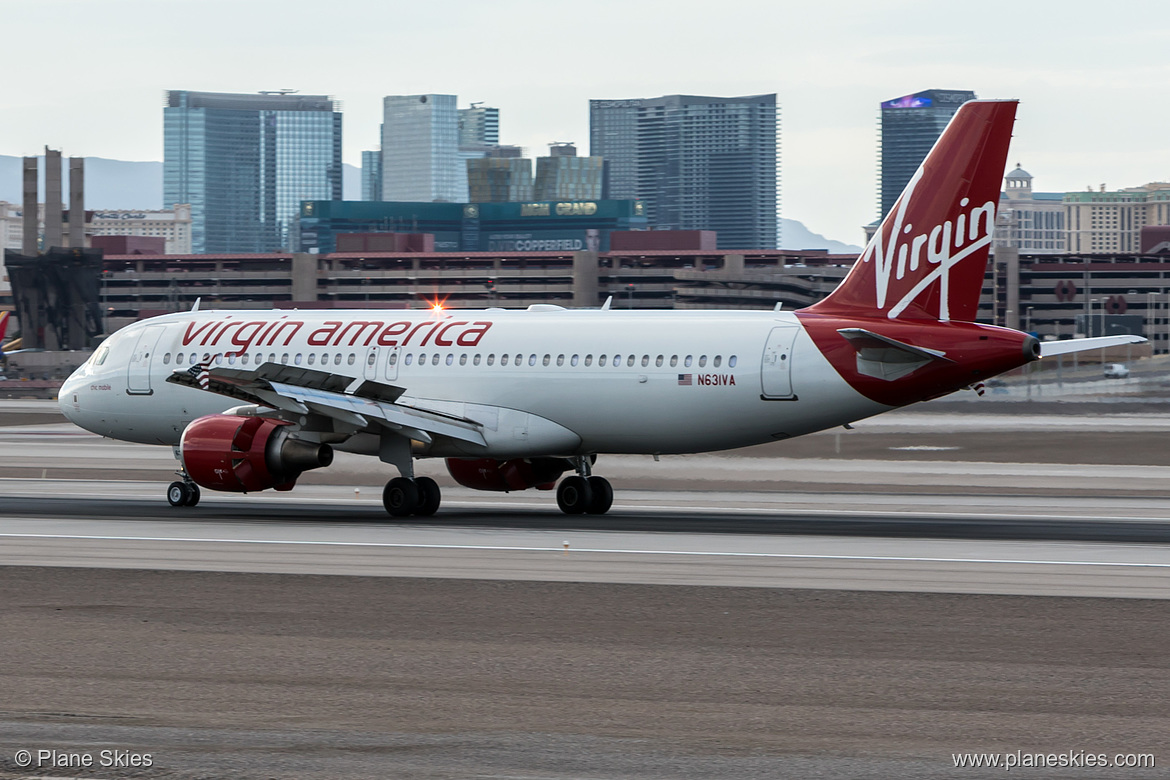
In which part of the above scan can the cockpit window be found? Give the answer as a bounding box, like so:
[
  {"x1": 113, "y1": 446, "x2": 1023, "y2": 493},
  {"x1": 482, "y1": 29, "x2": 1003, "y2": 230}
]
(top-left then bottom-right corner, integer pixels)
[{"x1": 93, "y1": 346, "x2": 111, "y2": 366}]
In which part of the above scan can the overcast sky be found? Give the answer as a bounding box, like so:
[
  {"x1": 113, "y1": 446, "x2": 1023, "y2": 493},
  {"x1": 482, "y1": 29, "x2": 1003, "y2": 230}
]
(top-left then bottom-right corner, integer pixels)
[{"x1": 3, "y1": 0, "x2": 1169, "y2": 245}]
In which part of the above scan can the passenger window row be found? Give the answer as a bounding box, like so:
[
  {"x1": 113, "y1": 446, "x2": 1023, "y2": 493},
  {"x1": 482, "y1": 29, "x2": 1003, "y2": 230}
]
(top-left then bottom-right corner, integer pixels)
[
  {"x1": 397, "y1": 353, "x2": 737, "y2": 369},
  {"x1": 165, "y1": 352, "x2": 357, "y2": 367},
  {"x1": 163, "y1": 352, "x2": 739, "y2": 370}
]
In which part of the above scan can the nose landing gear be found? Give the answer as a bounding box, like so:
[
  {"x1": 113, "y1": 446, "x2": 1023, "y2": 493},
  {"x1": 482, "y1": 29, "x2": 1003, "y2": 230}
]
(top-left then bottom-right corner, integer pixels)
[
  {"x1": 167, "y1": 446, "x2": 201, "y2": 507},
  {"x1": 166, "y1": 478, "x2": 201, "y2": 507}
]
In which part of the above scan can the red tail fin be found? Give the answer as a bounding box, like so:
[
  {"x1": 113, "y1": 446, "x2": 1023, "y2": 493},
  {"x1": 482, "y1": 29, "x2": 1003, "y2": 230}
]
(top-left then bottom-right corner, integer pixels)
[
  {"x1": 808, "y1": 100, "x2": 1017, "y2": 322},
  {"x1": 0, "y1": 312, "x2": 9, "y2": 344}
]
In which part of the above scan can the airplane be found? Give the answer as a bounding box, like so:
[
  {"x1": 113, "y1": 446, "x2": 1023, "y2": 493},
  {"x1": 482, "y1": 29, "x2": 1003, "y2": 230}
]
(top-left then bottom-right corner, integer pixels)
[
  {"x1": 58, "y1": 100, "x2": 1143, "y2": 516},
  {"x1": 0, "y1": 310, "x2": 11, "y2": 366}
]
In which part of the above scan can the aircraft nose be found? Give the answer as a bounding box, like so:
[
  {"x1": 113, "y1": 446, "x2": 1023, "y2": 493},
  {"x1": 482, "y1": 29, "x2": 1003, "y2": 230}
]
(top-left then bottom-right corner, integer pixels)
[{"x1": 58, "y1": 364, "x2": 89, "y2": 424}]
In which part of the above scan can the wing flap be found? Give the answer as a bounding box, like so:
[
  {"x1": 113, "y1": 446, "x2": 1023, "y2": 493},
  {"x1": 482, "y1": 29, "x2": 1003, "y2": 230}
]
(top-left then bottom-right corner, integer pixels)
[
  {"x1": 267, "y1": 381, "x2": 485, "y2": 446},
  {"x1": 166, "y1": 361, "x2": 483, "y2": 446}
]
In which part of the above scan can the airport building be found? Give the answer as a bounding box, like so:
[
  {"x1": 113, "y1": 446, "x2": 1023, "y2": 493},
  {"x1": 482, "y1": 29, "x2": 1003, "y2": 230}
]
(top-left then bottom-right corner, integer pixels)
[
  {"x1": 879, "y1": 89, "x2": 976, "y2": 219},
  {"x1": 163, "y1": 90, "x2": 343, "y2": 254},
  {"x1": 589, "y1": 94, "x2": 779, "y2": 250},
  {"x1": 63, "y1": 242, "x2": 1164, "y2": 361}
]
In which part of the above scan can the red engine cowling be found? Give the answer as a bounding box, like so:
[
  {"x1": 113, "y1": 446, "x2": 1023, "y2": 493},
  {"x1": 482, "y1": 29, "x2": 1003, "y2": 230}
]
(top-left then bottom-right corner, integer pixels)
[
  {"x1": 446, "y1": 457, "x2": 572, "y2": 492},
  {"x1": 181, "y1": 414, "x2": 333, "y2": 493}
]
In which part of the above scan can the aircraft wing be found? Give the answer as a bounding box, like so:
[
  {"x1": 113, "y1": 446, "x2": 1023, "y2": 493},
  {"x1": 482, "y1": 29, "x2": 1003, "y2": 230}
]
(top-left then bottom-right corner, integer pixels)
[
  {"x1": 166, "y1": 361, "x2": 485, "y2": 446},
  {"x1": 1039, "y1": 335, "x2": 1146, "y2": 358}
]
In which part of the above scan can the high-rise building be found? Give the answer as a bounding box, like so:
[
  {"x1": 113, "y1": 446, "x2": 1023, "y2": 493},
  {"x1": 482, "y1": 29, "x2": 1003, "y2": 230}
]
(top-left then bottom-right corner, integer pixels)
[
  {"x1": 878, "y1": 89, "x2": 976, "y2": 220},
  {"x1": 459, "y1": 104, "x2": 499, "y2": 147},
  {"x1": 1065, "y1": 181, "x2": 1170, "y2": 254},
  {"x1": 362, "y1": 150, "x2": 383, "y2": 201},
  {"x1": 381, "y1": 94, "x2": 464, "y2": 202},
  {"x1": 534, "y1": 144, "x2": 603, "y2": 202},
  {"x1": 164, "y1": 90, "x2": 342, "y2": 253},
  {"x1": 589, "y1": 94, "x2": 778, "y2": 250},
  {"x1": 467, "y1": 147, "x2": 532, "y2": 202},
  {"x1": 994, "y1": 165, "x2": 1067, "y2": 255}
]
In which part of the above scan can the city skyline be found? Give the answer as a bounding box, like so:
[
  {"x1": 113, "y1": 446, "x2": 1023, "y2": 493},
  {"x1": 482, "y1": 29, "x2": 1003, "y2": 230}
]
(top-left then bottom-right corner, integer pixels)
[{"x1": 3, "y1": 0, "x2": 1169, "y2": 245}]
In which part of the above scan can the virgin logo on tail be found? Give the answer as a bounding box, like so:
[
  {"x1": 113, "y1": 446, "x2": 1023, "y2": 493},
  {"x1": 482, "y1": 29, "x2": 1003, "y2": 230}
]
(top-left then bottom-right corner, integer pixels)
[
  {"x1": 807, "y1": 100, "x2": 1017, "y2": 324},
  {"x1": 865, "y1": 168, "x2": 997, "y2": 321}
]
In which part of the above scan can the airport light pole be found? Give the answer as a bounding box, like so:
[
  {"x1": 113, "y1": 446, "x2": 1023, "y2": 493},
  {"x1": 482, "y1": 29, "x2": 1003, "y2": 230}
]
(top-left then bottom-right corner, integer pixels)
[{"x1": 1148, "y1": 291, "x2": 1159, "y2": 355}]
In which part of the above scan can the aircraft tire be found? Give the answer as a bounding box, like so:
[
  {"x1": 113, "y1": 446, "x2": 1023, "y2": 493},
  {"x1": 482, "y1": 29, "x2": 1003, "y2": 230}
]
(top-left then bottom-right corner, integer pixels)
[
  {"x1": 415, "y1": 477, "x2": 441, "y2": 517},
  {"x1": 167, "y1": 481, "x2": 190, "y2": 507},
  {"x1": 184, "y1": 483, "x2": 201, "y2": 507},
  {"x1": 585, "y1": 476, "x2": 613, "y2": 515},
  {"x1": 556, "y1": 476, "x2": 593, "y2": 515},
  {"x1": 384, "y1": 477, "x2": 420, "y2": 517}
]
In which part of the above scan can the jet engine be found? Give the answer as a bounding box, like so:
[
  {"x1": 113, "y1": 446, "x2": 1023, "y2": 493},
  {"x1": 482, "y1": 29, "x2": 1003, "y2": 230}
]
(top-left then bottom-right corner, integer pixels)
[
  {"x1": 446, "y1": 457, "x2": 572, "y2": 492},
  {"x1": 181, "y1": 414, "x2": 333, "y2": 492}
]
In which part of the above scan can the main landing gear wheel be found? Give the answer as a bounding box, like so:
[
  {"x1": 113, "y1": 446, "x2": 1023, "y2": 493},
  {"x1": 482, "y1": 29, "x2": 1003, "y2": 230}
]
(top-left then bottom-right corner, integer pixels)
[
  {"x1": 586, "y1": 476, "x2": 613, "y2": 515},
  {"x1": 414, "y1": 476, "x2": 441, "y2": 517},
  {"x1": 167, "y1": 481, "x2": 200, "y2": 508},
  {"x1": 381, "y1": 476, "x2": 442, "y2": 518},
  {"x1": 383, "y1": 477, "x2": 420, "y2": 517},
  {"x1": 557, "y1": 475, "x2": 593, "y2": 515},
  {"x1": 184, "y1": 483, "x2": 201, "y2": 507},
  {"x1": 167, "y1": 481, "x2": 188, "y2": 507}
]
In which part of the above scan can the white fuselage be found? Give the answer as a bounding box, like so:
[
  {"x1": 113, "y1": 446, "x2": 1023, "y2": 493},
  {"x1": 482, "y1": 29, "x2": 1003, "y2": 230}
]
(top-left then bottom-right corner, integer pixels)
[{"x1": 59, "y1": 307, "x2": 889, "y2": 458}]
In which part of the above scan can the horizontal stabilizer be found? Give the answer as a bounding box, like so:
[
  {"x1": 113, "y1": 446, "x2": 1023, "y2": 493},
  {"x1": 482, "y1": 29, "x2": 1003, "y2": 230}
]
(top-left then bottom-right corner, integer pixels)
[
  {"x1": 837, "y1": 328, "x2": 953, "y2": 381},
  {"x1": 1039, "y1": 335, "x2": 1146, "y2": 358}
]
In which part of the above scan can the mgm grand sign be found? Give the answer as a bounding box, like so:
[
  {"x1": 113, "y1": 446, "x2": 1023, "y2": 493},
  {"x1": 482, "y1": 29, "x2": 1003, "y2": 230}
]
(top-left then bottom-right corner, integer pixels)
[{"x1": 520, "y1": 202, "x2": 599, "y2": 217}]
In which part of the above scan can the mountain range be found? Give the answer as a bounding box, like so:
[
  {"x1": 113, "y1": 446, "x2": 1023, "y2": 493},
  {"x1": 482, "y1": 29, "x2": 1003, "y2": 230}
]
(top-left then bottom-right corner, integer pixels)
[{"x1": 0, "y1": 155, "x2": 862, "y2": 254}]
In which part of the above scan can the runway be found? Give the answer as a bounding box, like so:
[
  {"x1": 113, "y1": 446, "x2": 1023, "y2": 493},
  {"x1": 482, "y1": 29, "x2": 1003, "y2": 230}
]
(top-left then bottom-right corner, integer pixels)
[
  {"x1": 3, "y1": 480, "x2": 1170, "y2": 598},
  {"x1": 4, "y1": 403, "x2": 1170, "y2": 777}
]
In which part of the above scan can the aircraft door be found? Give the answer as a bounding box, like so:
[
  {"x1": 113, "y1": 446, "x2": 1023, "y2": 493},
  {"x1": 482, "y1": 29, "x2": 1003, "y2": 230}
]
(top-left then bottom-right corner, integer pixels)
[
  {"x1": 364, "y1": 346, "x2": 382, "y2": 381},
  {"x1": 760, "y1": 325, "x2": 799, "y2": 399},
  {"x1": 126, "y1": 325, "x2": 165, "y2": 395},
  {"x1": 384, "y1": 346, "x2": 400, "y2": 382}
]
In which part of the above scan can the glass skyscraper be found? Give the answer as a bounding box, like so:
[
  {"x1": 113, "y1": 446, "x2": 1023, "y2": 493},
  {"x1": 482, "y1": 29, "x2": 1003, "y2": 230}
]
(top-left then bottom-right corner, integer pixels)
[
  {"x1": 164, "y1": 90, "x2": 342, "y2": 253},
  {"x1": 879, "y1": 89, "x2": 976, "y2": 219},
  {"x1": 381, "y1": 94, "x2": 464, "y2": 203},
  {"x1": 589, "y1": 94, "x2": 778, "y2": 250},
  {"x1": 459, "y1": 104, "x2": 499, "y2": 147},
  {"x1": 534, "y1": 145, "x2": 603, "y2": 202},
  {"x1": 361, "y1": 150, "x2": 383, "y2": 201}
]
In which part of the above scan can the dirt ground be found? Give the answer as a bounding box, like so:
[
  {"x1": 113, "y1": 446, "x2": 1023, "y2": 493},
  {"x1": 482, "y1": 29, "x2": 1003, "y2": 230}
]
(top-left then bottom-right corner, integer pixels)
[{"x1": 1, "y1": 568, "x2": 1168, "y2": 778}]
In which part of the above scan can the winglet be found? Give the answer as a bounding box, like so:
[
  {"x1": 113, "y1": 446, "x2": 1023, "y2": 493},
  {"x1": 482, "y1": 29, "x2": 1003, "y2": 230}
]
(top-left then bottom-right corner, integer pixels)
[{"x1": 600, "y1": 296, "x2": 613, "y2": 310}]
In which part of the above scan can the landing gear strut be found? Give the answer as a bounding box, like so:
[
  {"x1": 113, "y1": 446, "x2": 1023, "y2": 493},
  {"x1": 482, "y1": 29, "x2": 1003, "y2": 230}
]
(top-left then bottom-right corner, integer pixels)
[
  {"x1": 557, "y1": 456, "x2": 612, "y2": 515},
  {"x1": 168, "y1": 446, "x2": 201, "y2": 508},
  {"x1": 382, "y1": 476, "x2": 442, "y2": 518}
]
